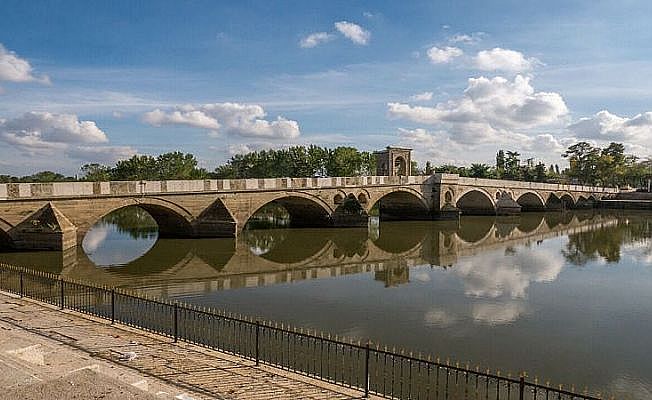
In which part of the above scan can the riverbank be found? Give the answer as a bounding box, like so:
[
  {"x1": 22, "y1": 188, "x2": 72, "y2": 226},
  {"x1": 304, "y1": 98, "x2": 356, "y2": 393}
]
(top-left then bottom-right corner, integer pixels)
[{"x1": 0, "y1": 290, "x2": 371, "y2": 399}]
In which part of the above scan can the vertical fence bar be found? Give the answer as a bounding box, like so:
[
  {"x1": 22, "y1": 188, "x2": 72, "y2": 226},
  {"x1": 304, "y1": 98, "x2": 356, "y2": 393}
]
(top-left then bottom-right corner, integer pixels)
[
  {"x1": 59, "y1": 278, "x2": 64, "y2": 309},
  {"x1": 111, "y1": 289, "x2": 115, "y2": 324},
  {"x1": 19, "y1": 272, "x2": 24, "y2": 297},
  {"x1": 173, "y1": 303, "x2": 179, "y2": 342},
  {"x1": 519, "y1": 376, "x2": 525, "y2": 400},
  {"x1": 255, "y1": 320, "x2": 260, "y2": 366},
  {"x1": 364, "y1": 341, "x2": 370, "y2": 398}
]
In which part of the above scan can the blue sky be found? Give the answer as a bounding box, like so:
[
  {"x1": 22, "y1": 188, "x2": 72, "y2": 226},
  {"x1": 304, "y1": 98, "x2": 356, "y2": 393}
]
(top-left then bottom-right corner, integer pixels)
[{"x1": 1, "y1": 0, "x2": 651, "y2": 175}]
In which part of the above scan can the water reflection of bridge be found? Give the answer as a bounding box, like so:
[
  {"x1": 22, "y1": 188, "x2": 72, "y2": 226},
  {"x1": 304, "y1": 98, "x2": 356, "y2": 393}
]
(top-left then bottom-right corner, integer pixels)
[{"x1": 5, "y1": 212, "x2": 620, "y2": 297}]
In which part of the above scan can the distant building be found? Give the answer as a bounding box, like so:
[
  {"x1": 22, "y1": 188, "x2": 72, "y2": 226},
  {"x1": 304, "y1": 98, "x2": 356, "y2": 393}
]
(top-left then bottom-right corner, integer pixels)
[{"x1": 375, "y1": 146, "x2": 412, "y2": 176}]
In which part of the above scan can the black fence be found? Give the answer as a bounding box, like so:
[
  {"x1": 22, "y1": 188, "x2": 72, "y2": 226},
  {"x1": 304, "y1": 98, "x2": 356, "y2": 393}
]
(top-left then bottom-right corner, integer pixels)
[{"x1": 0, "y1": 263, "x2": 611, "y2": 400}]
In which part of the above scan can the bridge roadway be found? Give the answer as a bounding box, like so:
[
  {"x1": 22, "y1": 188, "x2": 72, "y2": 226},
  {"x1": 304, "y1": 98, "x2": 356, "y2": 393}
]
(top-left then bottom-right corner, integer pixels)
[{"x1": 0, "y1": 174, "x2": 617, "y2": 251}]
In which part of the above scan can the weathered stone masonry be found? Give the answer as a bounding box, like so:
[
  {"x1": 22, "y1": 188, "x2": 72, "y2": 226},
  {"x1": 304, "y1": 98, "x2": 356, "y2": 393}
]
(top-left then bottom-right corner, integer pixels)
[{"x1": 0, "y1": 174, "x2": 617, "y2": 251}]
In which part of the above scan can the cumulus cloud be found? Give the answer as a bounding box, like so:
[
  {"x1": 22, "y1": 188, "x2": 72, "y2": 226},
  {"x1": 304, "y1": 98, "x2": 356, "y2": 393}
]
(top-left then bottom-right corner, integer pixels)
[
  {"x1": 388, "y1": 75, "x2": 568, "y2": 144},
  {"x1": 0, "y1": 44, "x2": 50, "y2": 84},
  {"x1": 568, "y1": 110, "x2": 652, "y2": 143},
  {"x1": 65, "y1": 145, "x2": 136, "y2": 163},
  {"x1": 143, "y1": 108, "x2": 220, "y2": 130},
  {"x1": 143, "y1": 103, "x2": 301, "y2": 139},
  {"x1": 0, "y1": 112, "x2": 108, "y2": 152},
  {"x1": 334, "y1": 21, "x2": 370, "y2": 45},
  {"x1": 474, "y1": 48, "x2": 539, "y2": 73},
  {"x1": 426, "y1": 46, "x2": 463, "y2": 64},
  {"x1": 448, "y1": 32, "x2": 484, "y2": 44},
  {"x1": 299, "y1": 32, "x2": 335, "y2": 48},
  {"x1": 0, "y1": 111, "x2": 135, "y2": 165},
  {"x1": 410, "y1": 91, "x2": 433, "y2": 102}
]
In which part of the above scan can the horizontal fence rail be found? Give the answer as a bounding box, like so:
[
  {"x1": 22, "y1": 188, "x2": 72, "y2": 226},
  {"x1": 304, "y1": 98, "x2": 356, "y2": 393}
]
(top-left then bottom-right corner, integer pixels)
[{"x1": 0, "y1": 263, "x2": 612, "y2": 400}]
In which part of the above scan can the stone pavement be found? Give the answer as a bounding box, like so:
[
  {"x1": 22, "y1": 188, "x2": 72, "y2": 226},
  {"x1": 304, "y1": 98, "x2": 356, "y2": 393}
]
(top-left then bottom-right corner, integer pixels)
[{"x1": 0, "y1": 291, "x2": 373, "y2": 400}]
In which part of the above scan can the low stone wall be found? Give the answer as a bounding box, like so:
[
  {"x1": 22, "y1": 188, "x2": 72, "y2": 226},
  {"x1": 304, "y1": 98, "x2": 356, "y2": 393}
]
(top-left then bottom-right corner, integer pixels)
[{"x1": 0, "y1": 175, "x2": 429, "y2": 200}]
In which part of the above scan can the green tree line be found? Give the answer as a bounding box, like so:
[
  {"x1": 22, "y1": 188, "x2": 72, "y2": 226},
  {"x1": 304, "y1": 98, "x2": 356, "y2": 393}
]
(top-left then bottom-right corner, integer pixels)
[{"x1": 1, "y1": 142, "x2": 650, "y2": 188}]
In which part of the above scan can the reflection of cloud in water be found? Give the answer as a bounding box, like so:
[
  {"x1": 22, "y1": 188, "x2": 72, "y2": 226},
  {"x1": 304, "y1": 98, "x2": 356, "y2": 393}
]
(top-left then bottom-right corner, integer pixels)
[
  {"x1": 609, "y1": 375, "x2": 652, "y2": 400},
  {"x1": 472, "y1": 301, "x2": 525, "y2": 325},
  {"x1": 622, "y1": 239, "x2": 652, "y2": 264},
  {"x1": 83, "y1": 223, "x2": 157, "y2": 267},
  {"x1": 413, "y1": 271, "x2": 431, "y2": 282},
  {"x1": 82, "y1": 224, "x2": 109, "y2": 253},
  {"x1": 424, "y1": 308, "x2": 458, "y2": 327},
  {"x1": 249, "y1": 246, "x2": 270, "y2": 256},
  {"x1": 454, "y1": 246, "x2": 564, "y2": 298}
]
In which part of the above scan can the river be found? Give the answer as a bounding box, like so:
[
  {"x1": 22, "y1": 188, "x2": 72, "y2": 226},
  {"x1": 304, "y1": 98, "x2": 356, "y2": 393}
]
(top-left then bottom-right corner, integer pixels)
[{"x1": 1, "y1": 208, "x2": 651, "y2": 398}]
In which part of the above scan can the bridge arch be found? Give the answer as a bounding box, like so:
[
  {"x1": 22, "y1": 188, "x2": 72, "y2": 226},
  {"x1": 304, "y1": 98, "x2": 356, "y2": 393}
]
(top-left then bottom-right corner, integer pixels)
[
  {"x1": 84, "y1": 198, "x2": 196, "y2": 239},
  {"x1": 456, "y1": 189, "x2": 496, "y2": 215},
  {"x1": 244, "y1": 192, "x2": 334, "y2": 228},
  {"x1": 368, "y1": 188, "x2": 430, "y2": 220},
  {"x1": 0, "y1": 220, "x2": 13, "y2": 249},
  {"x1": 546, "y1": 192, "x2": 575, "y2": 210},
  {"x1": 516, "y1": 191, "x2": 546, "y2": 211},
  {"x1": 456, "y1": 216, "x2": 495, "y2": 244}
]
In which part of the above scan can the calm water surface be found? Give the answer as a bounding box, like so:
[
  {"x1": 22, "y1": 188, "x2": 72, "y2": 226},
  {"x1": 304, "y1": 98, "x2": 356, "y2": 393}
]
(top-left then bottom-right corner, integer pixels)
[{"x1": 2, "y1": 208, "x2": 651, "y2": 398}]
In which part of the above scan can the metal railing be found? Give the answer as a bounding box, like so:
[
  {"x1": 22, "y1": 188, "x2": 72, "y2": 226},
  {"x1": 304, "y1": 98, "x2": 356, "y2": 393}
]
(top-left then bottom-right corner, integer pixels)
[{"x1": 0, "y1": 263, "x2": 612, "y2": 400}]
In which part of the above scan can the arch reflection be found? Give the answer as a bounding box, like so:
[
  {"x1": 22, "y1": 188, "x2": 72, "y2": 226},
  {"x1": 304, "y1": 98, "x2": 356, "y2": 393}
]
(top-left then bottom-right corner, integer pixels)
[{"x1": 3, "y1": 212, "x2": 646, "y2": 299}]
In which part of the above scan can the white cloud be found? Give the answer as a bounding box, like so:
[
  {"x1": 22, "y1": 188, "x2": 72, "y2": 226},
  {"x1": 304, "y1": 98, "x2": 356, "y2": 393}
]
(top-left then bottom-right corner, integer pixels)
[
  {"x1": 409, "y1": 91, "x2": 433, "y2": 102},
  {"x1": 0, "y1": 112, "x2": 108, "y2": 152},
  {"x1": 388, "y1": 75, "x2": 568, "y2": 144},
  {"x1": 0, "y1": 111, "x2": 134, "y2": 167},
  {"x1": 65, "y1": 145, "x2": 136, "y2": 163},
  {"x1": 299, "y1": 32, "x2": 335, "y2": 48},
  {"x1": 568, "y1": 110, "x2": 652, "y2": 143},
  {"x1": 144, "y1": 102, "x2": 300, "y2": 139},
  {"x1": 474, "y1": 48, "x2": 539, "y2": 73},
  {"x1": 448, "y1": 32, "x2": 484, "y2": 44},
  {"x1": 0, "y1": 44, "x2": 50, "y2": 84},
  {"x1": 143, "y1": 108, "x2": 220, "y2": 130},
  {"x1": 426, "y1": 46, "x2": 463, "y2": 64},
  {"x1": 334, "y1": 21, "x2": 370, "y2": 45}
]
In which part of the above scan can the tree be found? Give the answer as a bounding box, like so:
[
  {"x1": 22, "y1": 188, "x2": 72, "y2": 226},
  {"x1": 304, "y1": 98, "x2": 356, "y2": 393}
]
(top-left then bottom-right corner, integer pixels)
[
  {"x1": 469, "y1": 163, "x2": 492, "y2": 178},
  {"x1": 495, "y1": 150, "x2": 506, "y2": 178},
  {"x1": 563, "y1": 142, "x2": 600, "y2": 185},
  {"x1": 156, "y1": 152, "x2": 207, "y2": 180},
  {"x1": 23, "y1": 171, "x2": 70, "y2": 182},
  {"x1": 81, "y1": 164, "x2": 112, "y2": 181},
  {"x1": 504, "y1": 151, "x2": 521, "y2": 180},
  {"x1": 534, "y1": 162, "x2": 547, "y2": 182},
  {"x1": 111, "y1": 155, "x2": 158, "y2": 181},
  {"x1": 424, "y1": 161, "x2": 434, "y2": 175}
]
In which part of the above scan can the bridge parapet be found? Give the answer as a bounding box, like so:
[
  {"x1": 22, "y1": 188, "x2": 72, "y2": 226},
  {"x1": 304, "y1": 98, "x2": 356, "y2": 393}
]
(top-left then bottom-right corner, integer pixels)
[
  {"x1": 456, "y1": 176, "x2": 618, "y2": 193},
  {"x1": 0, "y1": 175, "x2": 432, "y2": 201}
]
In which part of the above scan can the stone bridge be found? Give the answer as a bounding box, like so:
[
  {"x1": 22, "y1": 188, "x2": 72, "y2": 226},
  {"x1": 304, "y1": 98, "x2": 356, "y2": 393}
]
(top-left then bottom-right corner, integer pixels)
[{"x1": 0, "y1": 174, "x2": 617, "y2": 250}]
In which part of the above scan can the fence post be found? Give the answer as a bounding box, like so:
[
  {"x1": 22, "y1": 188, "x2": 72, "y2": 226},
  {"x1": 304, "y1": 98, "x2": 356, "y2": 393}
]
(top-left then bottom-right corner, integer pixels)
[
  {"x1": 519, "y1": 375, "x2": 525, "y2": 400},
  {"x1": 173, "y1": 303, "x2": 179, "y2": 343},
  {"x1": 19, "y1": 272, "x2": 23, "y2": 298},
  {"x1": 111, "y1": 289, "x2": 115, "y2": 324},
  {"x1": 60, "y1": 279, "x2": 64, "y2": 309},
  {"x1": 255, "y1": 320, "x2": 260, "y2": 366},
  {"x1": 364, "y1": 340, "x2": 370, "y2": 398}
]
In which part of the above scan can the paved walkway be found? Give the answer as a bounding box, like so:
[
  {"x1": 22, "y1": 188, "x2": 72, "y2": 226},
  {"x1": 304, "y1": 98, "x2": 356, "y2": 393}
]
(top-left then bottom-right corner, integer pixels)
[{"x1": 0, "y1": 291, "x2": 371, "y2": 400}]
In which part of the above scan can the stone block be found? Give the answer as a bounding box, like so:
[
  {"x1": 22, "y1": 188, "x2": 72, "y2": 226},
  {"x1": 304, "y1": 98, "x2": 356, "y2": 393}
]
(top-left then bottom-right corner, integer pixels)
[
  {"x1": 30, "y1": 183, "x2": 54, "y2": 197},
  {"x1": 19, "y1": 184, "x2": 31, "y2": 197},
  {"x1": 0, "y1": 184, "x2": 6, "y2": 200}
]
